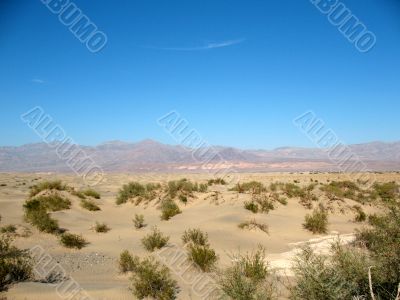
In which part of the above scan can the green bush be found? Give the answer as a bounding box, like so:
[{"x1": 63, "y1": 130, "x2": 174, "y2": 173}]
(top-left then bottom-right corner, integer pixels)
[
  {"x1": 166, "y1": 178, "x2": 206, "y2": 199},
  {"x1": 290, "y1": 243, "x2": 371, "y2": 300},
  {"x1": 244, "y1": 201, "x2": 259, "y2": 213},
  {"x1": 320, "y1": 180, "x2": 360, "y2": 200},
  {"x1": 34, "y1": 193, "x2": 71, "y2": 211},
  {"x1": 0, "y1": 225, "x2": 17, "y2": 234},
  {"x1": 70, "y1": 189, "x2": 86, "y2": 199},
  {"x1": 94, "y1": 222, "x2": 110, "y2": 233},
  {"x1": 130, "y1": 256, "x2": 179, "y2": 300},
  {"x1": 160, "y1": 199, "x2": 181, "y2": 220},
  {"x1": 182, "y1": 228, "x2": 209, "y2": 246},
  {"x1": 82, "y1": 188, "x2": 101, "y2": 199},
  {"x1": 356, "y1": 206, "x2": 400, "y2": 297},
  {"x1": 133, "y1": 214, "x2": 145, "y2": 229},
  {"x1": 23, "y1": 199, "x2": 60, "y2": 234},
  {"x1": 0, "y1": 235, "x2": 33, "y2": 291},
  {"x1": 208, "y1": 178, "x2": 227, "y2": 185},
  {"x1": 59, "y1": 233, "x2": 87, "y2": 249},
  {"x1": 372, "y1": 181, "x2": 399, "y2": 203},
  {"x1": 29, "y1": 180, "x2": 67, "y2": 197},
  {"x1": 218, "y1": 246, "x2": 276, "y2": 300},
  {"x1": 231, "y1": 181, "x2": 266, "y2": 194},
  {"x1": 118, "y1": 250, "x2": 139, "y2": 273},
  {"x1": 116, "y1": 182, "x2": 160, "y2": 205},
  {"x1": 303, "y1": 205, "x2": 328, "y2": 234},
  {"x1": 187, "y1": 243, "x2": 218, "y2": 272},
  {"x1": 80, "y1": 199, "x2": 100, "y2": 211},
  {"x1": 141, "y1": 227, "x2": 169, "y2": 252},
  {"x1": 353, "y1": 205, "x2": 366, "y2": 222}
]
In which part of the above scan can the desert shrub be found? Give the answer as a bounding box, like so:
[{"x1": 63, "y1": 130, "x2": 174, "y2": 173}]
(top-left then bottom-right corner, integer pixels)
[
  {"x1": 356, "y1": 206, "x2": 400, "y2": 297},
  {"x1": 82, "y1": 188, "x2": 100, "y2": 199},
  {"x1": 208, "y1": 178, "x2": 227, "y2": 185},
  {"x1": 34, "y1": 193, "x2": 71, "y2": 212},
  {"x1": 23, "y1": 199, "x2": 60, "y2": 234},
  {"x1": 59, "y1": 233, "x2": 87, "y2": 249},
  {"x1": 282, "y1": 183, "x2": 304, "y2": 198},
  {"x1": 80, "y1": 199, "x2": 100, "y2": 211},
  {"x1": 118, "y1": 250, "x2": 139, "y2": 273},
  {"x1": 218, "y1": 246, "x2": 276, "y2": 300},
  {"x1": 276, "y1": 196, "x2": 288, "y2": 206},
  {"x1": 238, "y1": 219, "x2": 269, "y2": 234},
  {"x1": 141, "y1": 227, "x2": 169, "y2": 252},
  {"x1": 130, "y1": 256, "x2": 179, "y2": 300},
  {"x1": 303, "y1": 205, "x2": 328, "y2": 234},
  {"x1": 29, "y1": 180, "x2": 67, "y2": 197},
  {"x1": 372, "y1": 181, "x2": 399, "y2": 203},
  {"x1": 0, "y1": 235, "x2": 33, "y2": 291},
  {"x1": 160, "y1": 199, "x2": 181, "y2": 220},
  {"x1": 94, "y1": 222, "x2": 110, "y2": 233},
  {"x1": 166, "y1": 178, "x2": 206, "y2": 199},
  {"x1": 182, "y1": 228, "x2": 209, "y2": 246},
  {"x1": 290, "y1": 243, "x2": 372, "y2": 300},
  {"x1": 353, "y1": 205, "x2": 367, "y2": 222},
  {"x1": 252, "y1": 194, "x2": 274, "y2": 213},
  {"x1": 70, "y1": 189, "x2": 86, "y2": 199},
  {"x1": 187, "y1": 244, "x2": 218, "y2": 272},
  {"x1": 320, "y1": 180, "x2": 360, "y2": 200},
  {"x1": 133, "y1": 214, "x2": 145, "y2": 229},
  {"x1": 244, "y1": 201, "x2": 259, "y2": 213},
  {"x1": 231, "y1": 181, "x2": 266, "y2": 194},
  {"x1": 0, "y1": 225, "x2": 17, "y2": 234},
  {"x1": 116, "y1": 182, "x2": 160, "y2": 205},
  {"x1": 178, "y1": 194, "x2": 188, "y2": 204}
]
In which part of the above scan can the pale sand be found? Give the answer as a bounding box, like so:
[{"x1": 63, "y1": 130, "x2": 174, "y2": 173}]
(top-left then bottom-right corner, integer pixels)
[{"x1": 0, "y1": 172, "x2": 397, "y2": 299}]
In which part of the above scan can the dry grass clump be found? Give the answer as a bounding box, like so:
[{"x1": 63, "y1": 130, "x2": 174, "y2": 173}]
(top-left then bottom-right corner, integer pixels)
[
  {"x1": 94, "y1": 222, "x2": 110, "y2": 233},
  {"x1": 182, "y1": 228, "x2": 209, "y2": 246},
  {"x1": 0, "y1": 235, "x2": 33, "y2": 291},
  {"x1": 59, "y1": 233, "x2": 88, "y2": 249},
  {"x1": 133, "y1": 214, "x2": 145, "y2": 229},
  {"x1": 238, "y1": 219, "x2": 269, "y2": 234},
  {"x1": 303, "y1": 204, "x2": 328, "y2": 234},
  {"x1": 160, "y1": 199, "x2": 181, "y2": 220},
  {"x1": 0, "y1": 225, "x2": 17, "y2": 235},
  {"x1": 218, "y1": 246, "x2": 277, "y2": 300},
  {"x1": 29, "y1": 180, "x2": 68, "y2": 197},
  {"x1": 118, "y1": 250, "x2": 179, "y2": 299},
  {"x1": 116, "y1": 182, "x2": 161, "y2": 205},
  {"x1": 80, "y1": 199, "x2": 101, "y2": 211},
  {"x1": 141, "y1": 227, "x2": 169, "y2": 252}
]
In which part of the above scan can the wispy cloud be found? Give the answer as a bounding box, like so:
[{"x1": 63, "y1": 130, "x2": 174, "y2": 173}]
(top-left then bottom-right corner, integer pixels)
[
  {"x1": 31, "y1": 78, "x2": 45, "y2": 84},
  {"x1": 144, "y1": 38, "x2": 245, "y2": 51}
]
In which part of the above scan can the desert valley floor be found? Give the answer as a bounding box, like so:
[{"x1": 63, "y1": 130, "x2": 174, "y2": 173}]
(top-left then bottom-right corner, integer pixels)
[{"x1": 1, "y1": 172, "x2": 398, "y2": 300}]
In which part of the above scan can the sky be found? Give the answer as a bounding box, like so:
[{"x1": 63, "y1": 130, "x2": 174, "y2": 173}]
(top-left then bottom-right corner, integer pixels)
[{"x1": 0, "y1": 0, "x2": 399, "y2": 149}]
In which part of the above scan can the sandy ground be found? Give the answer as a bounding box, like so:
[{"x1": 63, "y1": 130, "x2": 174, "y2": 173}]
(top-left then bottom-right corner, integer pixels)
[{"x1": 0, "y1": 172, "x2": 398, "y2": 300}]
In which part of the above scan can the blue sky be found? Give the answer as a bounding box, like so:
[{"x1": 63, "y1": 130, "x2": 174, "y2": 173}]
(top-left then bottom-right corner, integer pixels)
[{"x1": 1, "y1": 0, "x2": 399, "y2": 149}]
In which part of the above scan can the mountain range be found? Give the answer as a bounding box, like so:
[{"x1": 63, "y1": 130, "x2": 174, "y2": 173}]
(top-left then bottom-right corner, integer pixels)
[{"x1": 0, "y1": 139, "x2": 399, "y2": 173}]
